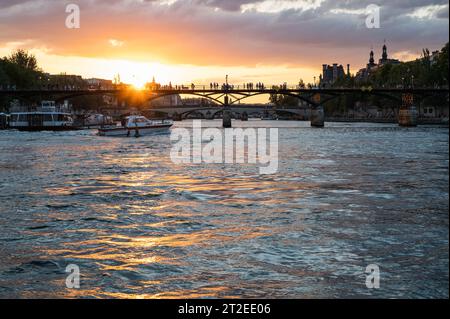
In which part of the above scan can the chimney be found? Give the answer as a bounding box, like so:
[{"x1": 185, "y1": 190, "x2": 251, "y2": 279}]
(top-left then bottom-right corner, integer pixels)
[
  {"x1": 332, "y1": 63, "x2": 338, "y2": 82},
  {"x1": 347, "y1": 64, "x2": 350, "y2": 76},
  {"x1": 322, "y1": 64, "x2": 328, "y2": 82}
]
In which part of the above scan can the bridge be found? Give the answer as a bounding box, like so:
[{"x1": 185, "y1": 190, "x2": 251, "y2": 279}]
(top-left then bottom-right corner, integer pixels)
[
  {"x1": 147, "y1": 104, "x2": 306, "y2": 121},
  {"x1": 0, "y1": 86, "x2": 448, "y2": 127}
]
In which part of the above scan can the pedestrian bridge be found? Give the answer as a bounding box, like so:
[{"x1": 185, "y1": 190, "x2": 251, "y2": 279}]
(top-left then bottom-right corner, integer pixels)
[
  {"x1": 146, "y1": 105, "x2": 307, "y2": 120},
  {"x1": 0, "y1": 86, "x2": 448, "y2": 127}
]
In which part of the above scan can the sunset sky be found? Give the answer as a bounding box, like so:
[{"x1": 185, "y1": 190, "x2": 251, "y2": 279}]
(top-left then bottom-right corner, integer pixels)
[{"x1": 0, "y1": 0, "x2": 448, "y2": 87}]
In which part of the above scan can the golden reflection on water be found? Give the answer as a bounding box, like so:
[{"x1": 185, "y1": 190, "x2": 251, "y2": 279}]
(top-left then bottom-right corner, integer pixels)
[
  {"x1": 65, "y1": 288, "x2": 234, "y2": 299},
  {"x1": 51, "y1": 225, "x2": 270, "y2": 254},
  {"x1": 4, "y1": 124, "x2": 447, "y2": 299},
  {"x1": 27, "y1": 142, "x2": 310, "y2": 299}
]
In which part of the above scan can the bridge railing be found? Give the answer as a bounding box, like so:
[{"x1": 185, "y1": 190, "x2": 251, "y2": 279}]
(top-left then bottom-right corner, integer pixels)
[
  {"x1": 0, "y1": 84, "x2": 308, "y2": 91},
  {"x1": 147, "y1": 84, "x2": 316, "y2": 91},
  {"x1": 0, "y1": 84, "x2": 449, "y2": 92}
]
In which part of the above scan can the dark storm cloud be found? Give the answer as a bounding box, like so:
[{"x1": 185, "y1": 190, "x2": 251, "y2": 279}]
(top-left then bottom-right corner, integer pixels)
[{"x1": 0, "y1": 0, "x2": 29, "y2": 8}]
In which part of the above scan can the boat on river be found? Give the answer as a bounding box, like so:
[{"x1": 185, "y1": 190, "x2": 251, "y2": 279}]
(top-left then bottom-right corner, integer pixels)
[
  {"x1": 9, "y1": 101, "x2": 77, "y2": 131},
  {"x1": 98, "y1": 115, "x2": 173, "y2": 137}
]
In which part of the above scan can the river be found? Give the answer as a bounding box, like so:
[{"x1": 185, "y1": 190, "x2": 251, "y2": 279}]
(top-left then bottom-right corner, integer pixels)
[{"x1": 0, "y1": 120, "x2": 448, "y2": 298}]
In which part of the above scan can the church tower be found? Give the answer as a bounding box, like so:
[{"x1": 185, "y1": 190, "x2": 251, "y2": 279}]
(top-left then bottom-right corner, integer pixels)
[
  {"x1": 369, "y1": 50, "x2": 375, "y2": 67},
  {"x1": 382, "y1": 43, "x2": 388, "y2": 61}
]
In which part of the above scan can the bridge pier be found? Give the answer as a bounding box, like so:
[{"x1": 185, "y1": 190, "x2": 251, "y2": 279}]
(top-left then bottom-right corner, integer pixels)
[
  {"x1": 310, "y1": 105, "x2": 325, "y2": 127},
  {"x1": 205, "y1": 111, "x2": 213, "y2": 120},
  {"x1": 223, "y1": 96, "x2": 232, "y2": 128},
  {"x1": 172, "y1": 112, "x2": 182, "y2": 121},
  {"x1": 398, "y1": 105, "x2": 418, "y2": 127},
  {"x1": 223, "y1": 109, "x2": 232, "y2": 128},
  {"x1": 398, "y1": 93, "x2": 417, "y2": 127}
]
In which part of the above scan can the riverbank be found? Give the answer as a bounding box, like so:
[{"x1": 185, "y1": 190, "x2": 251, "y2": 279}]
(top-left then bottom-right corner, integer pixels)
[{"x1": 325, "y1": 117, "x2": 449, "y2": 126}]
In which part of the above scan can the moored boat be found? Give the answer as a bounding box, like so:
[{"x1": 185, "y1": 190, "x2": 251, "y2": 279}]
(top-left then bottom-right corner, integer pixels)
[
  {"x1": 98, "y1": 115, "x2": 173, "y2": 137},
  {"x1": 9, "y1": 101, "x2": 78, "y2": 131}
]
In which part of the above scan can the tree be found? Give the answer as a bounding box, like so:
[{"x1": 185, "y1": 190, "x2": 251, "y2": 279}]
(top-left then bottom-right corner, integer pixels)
[
  {"x1": 0, "y1": 50, "x2": 43, "y2": 89},
  {"x1": 435, "y1": 42, "x2": 449, "y2": 85},
  {"x1": 0, "y1": 59, "x2": 10, "y2": 84},
  {"x1": 298, "y1": 79, "x2": 305, "y2": 88},
  {"x1": 7, "y1": 49, "x2": 39, "y2": 71}
]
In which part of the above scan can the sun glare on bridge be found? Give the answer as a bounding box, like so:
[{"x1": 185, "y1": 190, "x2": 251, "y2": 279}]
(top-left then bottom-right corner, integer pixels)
[
  {"x1": 112, "y1": 61, "x2": 183, "y2": 90},
  {"x1": 130, "y1": 78, "x2": 147, "y2": 90}
]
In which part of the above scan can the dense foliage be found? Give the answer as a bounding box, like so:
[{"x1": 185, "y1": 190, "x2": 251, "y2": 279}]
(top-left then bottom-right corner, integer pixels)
[{"x1": 0, "y1": 49, "x2": 42, "y2": 89}]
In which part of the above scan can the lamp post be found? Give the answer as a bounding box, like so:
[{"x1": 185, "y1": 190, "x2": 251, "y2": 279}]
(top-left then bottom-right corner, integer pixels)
[{"x1": 222, "y1": 74, "x2": 232, "y2": 127}]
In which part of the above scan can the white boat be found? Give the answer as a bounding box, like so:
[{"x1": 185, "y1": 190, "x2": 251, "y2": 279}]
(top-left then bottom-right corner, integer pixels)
[
  {"x1": 9, "y1": 101, "x2": 77, "y2": 131},
  {"x1": 98, "y1": 115, "x2": 173, "y2": 137}
]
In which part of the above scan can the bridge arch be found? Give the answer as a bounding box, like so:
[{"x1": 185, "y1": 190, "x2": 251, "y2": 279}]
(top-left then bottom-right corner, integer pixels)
[
  {"x1": 227, "y1": 91, "x2": 320, "y2": 107},
  {"x1": 146, "y1": 92, "x2": 224, "y2": 106},
  {"x1": 179, "y1": 107, "x2": 222, "y2": 119}
]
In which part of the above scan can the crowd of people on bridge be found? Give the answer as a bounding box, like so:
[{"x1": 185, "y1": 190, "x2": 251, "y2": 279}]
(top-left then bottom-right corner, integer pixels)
[
  {"x1": 244, "y1": 82, "x2": 265, "y2": 90},
  {"x1": 206, "y1": 82, "x2": 269, "y2": 90}
]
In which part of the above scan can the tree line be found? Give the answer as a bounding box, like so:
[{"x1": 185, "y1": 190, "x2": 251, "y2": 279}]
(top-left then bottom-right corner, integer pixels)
[{"x1": 0, "y1": 49, "x2": 42, "y2": 89}]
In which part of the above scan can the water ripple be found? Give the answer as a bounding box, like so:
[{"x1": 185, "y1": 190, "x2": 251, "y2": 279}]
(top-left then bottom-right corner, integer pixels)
[{"x1": 0, "y1": 122, "x2": 448, "y2": 298}]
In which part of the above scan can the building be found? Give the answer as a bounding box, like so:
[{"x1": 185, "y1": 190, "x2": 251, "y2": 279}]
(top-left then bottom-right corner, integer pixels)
[
  {"x1": 150, "y1": 95, "x2": 182, "y2": 107},
  {"x1": 355, "y1": 50, "x2": 377, "y2": 81},
  {"x1": 356, "y1": 43, "x2": 400, "y2": 82},
  {"x1": 182, "y1": 97, "x2": 217, "y2": 107},
  {"x1": 85, "y1": 78, "x2": 114, "y2": 90},
  {"x1": 144, "y1": 77, "x2": 182, "y2": 107},
  {"x1": 320, "y1": 63, "x2": 348, "y2": 85},
  {"x1": 378, "y1": 43, "x2": 400, "y2": 66}
]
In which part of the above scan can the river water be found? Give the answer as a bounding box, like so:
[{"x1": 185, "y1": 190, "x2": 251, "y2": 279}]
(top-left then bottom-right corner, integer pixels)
[{"x1": 0, "y1": 120, "x2": 448, "y2": 299}]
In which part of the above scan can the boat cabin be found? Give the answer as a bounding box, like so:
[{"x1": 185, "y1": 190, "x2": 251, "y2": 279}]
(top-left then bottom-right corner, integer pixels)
[{"x1": 9, "y1": 101, "x2": 75, "y2": 131}]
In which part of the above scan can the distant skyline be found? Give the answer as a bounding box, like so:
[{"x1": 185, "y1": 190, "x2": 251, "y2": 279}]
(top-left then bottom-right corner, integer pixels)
[{"x1": 0, "y1": 0, "x2": 448, "y2": 87}]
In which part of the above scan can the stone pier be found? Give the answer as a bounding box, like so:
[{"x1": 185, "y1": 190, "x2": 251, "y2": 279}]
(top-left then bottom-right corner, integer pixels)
[
  {"x1": 223, "y1": 96, "x2": 232, "y2": 128},
  {"x1": 172, "y1": 112, "x2": 182, "y2": 121},
  {"x1": 310, "y1": 105, "x2": 325, "y2": 127},
  {"x1": 223, "y1": 109, "x2": 232, "y2": 128},
  {"x1": 398, "y1": 105, "x2": 418, "y2": 127}
]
